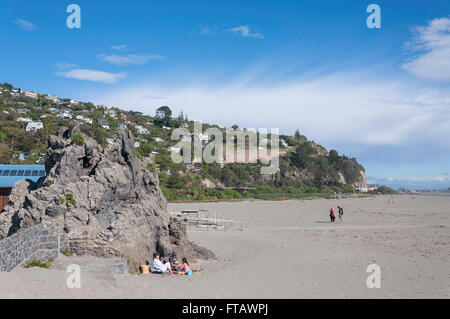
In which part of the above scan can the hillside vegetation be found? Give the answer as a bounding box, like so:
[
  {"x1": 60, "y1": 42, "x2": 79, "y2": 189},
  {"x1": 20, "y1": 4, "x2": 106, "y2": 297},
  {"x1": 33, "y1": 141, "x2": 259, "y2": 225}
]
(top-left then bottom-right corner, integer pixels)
[{"x1": 0, "y1": 82, "x2": 378, "y2": 201}]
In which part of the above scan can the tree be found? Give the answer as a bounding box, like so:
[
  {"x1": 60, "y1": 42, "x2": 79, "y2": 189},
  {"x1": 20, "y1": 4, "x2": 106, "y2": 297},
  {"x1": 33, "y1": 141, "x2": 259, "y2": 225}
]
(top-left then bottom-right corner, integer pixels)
[
  {"x1": 328, "y1": 149, "x2": 339, "y2": 164},
  {"x1": 155, "y1": 106, "x2": 172, "y2": 126},
  {"x1": 0, "y1": 143, "x2": 13, "y2": 163}
]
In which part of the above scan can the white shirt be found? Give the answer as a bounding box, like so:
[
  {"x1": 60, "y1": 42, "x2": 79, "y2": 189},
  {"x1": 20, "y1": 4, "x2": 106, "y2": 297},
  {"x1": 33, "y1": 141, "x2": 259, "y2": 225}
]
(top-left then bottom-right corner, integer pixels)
[{"x1": 152, "y1": 258, "x2": 169, "y2": 272}]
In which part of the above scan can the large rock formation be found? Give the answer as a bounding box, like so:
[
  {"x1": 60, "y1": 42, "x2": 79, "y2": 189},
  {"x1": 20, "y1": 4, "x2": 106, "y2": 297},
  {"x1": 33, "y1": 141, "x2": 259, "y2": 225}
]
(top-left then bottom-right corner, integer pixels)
[{"x1": 0, "y1": 121, "x2": 214, "y2": 269}]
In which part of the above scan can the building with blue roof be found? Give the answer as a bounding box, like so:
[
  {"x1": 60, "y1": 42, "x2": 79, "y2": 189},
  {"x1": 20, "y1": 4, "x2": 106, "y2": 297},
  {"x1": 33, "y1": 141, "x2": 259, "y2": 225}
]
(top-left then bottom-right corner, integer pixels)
[{"x1": 0, "y1": 165, "x2": 46, "y2": 212}]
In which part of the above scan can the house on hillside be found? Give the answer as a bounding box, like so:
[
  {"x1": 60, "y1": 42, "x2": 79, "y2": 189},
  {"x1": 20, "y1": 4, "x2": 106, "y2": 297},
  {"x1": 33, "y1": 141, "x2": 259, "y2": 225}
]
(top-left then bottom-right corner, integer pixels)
[
  {"x1": 136, "y1": 125, "x2": 150, "y2": 135},
  {"x1": 26, "y1": 122, "x2": 44, "y2": 132},
  {"x1": 17, "y1": 117, "x2": 32, "y2": 123},
  {"x1": 168, "y1": 146, "x2": 181, "y2": 154},
  {"x1": 46, "y1": 94, "x2": 60, "y2": 103},
  {"x1": 152, "y1": 137, "x2": 165, "y2": 143},
  {"x1": 57, "y1": 113, "x2": 72, "y2": 120},
  {"x1": 24, "y1": 91, "x2": 38, "y2": 99}
]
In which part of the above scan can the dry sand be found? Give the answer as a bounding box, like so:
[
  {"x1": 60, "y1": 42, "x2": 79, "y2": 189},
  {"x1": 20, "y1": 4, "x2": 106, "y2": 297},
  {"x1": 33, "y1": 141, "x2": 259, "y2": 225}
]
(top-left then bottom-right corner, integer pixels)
[{"x1": 0, "y1": 195, "x2": 449, "y2": 299}]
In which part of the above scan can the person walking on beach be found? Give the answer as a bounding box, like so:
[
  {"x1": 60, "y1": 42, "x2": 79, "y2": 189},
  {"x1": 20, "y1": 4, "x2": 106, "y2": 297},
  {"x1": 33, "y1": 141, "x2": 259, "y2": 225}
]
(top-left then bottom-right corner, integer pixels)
[
  {"x1": 330, "y1": 208, "x2": 335, "y2": 223},
  {"x1": 152, "y1": 253, "x2": 175, "y2": 276},
  {"x1": 338, "y1": 206, "x2": 344, "y2": 224}
]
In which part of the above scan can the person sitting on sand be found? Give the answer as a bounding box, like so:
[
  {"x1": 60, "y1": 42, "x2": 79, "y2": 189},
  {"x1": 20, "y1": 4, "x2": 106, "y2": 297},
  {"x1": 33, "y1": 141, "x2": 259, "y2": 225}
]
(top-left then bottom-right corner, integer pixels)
[
  {"x1": 169, "y1": 251, "x2": 179, "y2": 274},
  {"x1": 152, "y1": 253, "x2": 175, "y2": 275},
  {"x1": 330, "y1": 208, "x2": 335, "y2": 223},
  {"x1": 338, "y1": 206, "x2": 344, "y2": 224},
  {"x1": 177, "y1": 258, "x2": 201, "y2": 276}
]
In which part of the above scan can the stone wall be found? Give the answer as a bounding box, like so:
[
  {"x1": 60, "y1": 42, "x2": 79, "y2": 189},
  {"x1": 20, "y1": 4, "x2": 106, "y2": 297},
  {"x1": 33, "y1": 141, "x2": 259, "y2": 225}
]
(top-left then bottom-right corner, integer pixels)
[{"x1": 0, "y1": 223, "x2": 69, "y2": 272}]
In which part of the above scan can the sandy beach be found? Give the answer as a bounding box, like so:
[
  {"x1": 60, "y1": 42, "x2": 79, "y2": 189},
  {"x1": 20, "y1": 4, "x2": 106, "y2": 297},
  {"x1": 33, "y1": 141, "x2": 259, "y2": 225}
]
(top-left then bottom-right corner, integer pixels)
[{"x1": 0, "y1": 195, "x2": 449, "y2": 299}]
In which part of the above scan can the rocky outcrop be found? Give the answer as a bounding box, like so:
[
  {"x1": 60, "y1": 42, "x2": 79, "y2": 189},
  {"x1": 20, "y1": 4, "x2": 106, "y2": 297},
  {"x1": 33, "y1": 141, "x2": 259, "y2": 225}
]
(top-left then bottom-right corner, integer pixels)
[{"x1": 0, "y1": 121, "x2": 214, "y2": 269}]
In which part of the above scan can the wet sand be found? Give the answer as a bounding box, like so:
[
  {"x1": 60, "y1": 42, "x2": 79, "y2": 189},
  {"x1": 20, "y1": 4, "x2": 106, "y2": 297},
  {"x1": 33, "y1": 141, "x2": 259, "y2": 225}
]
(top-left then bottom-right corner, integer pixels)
[{"x1": 0, "y1": 195, "x2": 449, "y2": 298}]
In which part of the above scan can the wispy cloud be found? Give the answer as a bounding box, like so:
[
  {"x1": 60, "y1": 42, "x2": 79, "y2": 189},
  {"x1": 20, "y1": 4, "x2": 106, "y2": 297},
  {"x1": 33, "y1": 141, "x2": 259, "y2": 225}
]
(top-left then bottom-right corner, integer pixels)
[
  {"x1": 55, "y1": 62, "x2": 79, "y2": 70},
  {"x1": 403, "y1": 16, "x2": 450, "y2": 82},
  {"x1": 57, "y1": 69, "x2": 125, "y2": 84},
  {"x1": 227, "y1": 25, "x2": 264, "y2": 39},
  {"x1": 97, "y1": 53, "x2": 166, "y2": 66},
  {"x1": 13, "y1": 18, "x2": 36, "y2": 31},
  {"x1": 110, "y1": 44, "x2": 128, "y2": 51},
  {"x1": 193, "y1": 25, "x2": 264, "y2": 39}
]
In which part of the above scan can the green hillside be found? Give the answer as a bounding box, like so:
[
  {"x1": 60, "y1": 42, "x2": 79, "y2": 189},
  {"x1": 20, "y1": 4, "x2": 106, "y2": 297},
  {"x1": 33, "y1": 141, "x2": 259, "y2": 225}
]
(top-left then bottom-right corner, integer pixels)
[{"x1": 0, "y1": 82, "x2": 375, "y2": 201}]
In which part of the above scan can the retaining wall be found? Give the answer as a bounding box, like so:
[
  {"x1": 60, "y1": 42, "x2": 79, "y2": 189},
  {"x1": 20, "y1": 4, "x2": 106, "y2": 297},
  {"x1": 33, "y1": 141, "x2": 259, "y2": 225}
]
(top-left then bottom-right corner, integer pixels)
[{"x1": 0, "y1": 223, "x2": 69, "y2": 272}]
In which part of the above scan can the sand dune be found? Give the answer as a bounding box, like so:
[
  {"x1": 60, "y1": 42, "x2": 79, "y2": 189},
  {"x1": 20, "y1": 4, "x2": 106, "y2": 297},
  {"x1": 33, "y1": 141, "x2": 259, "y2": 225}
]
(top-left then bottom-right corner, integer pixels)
[{"x1": 0, "y1": 195, "x2": 448, "y2": 299}]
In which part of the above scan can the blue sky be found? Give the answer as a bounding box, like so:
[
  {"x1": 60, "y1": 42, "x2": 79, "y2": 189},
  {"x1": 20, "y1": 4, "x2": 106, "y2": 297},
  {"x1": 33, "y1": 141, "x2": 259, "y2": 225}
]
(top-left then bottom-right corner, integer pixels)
[{"x1": 1, "y1": 0, "x2": 449, "y2": 190}]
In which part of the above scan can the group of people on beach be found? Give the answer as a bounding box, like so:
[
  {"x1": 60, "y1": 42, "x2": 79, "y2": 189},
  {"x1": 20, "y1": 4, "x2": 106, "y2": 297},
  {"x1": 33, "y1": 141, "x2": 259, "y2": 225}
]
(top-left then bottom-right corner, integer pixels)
[
  {"x1": 329, "y1": 206, "x2": 344, "y2": 224},
  {"x1": 151, "y1": 252, "x2": 200, "y2": 276}
]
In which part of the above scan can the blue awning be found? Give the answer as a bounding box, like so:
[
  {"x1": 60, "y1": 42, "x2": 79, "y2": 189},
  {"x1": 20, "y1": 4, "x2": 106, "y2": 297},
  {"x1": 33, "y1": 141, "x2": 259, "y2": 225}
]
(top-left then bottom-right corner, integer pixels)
[{"x1": 0, "y1": 165, "x2": 46, "y2": 187}]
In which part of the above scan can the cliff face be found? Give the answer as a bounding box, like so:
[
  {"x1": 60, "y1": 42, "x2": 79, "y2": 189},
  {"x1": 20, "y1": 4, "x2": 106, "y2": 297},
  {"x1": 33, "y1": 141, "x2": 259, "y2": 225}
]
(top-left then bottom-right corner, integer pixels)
[{"x1": 0, "y1": 121, "x2": 214, "y2": 268}]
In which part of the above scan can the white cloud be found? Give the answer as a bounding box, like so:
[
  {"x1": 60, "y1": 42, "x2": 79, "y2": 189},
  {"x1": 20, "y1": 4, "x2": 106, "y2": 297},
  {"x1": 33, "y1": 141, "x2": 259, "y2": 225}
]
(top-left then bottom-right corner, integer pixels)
[
  {"x1": 403, "y1": 16, "x2": 450, "y2": 81},
  {"x1": 110, "y1": 44, "x2": 128, "y2": 51},
  {"x1": 13, "y1": 18, "x2": 36, "y2": 31},
  {"x1": 55, "y1": 62, "x2": 79, "y2": 70},
  {"x1": 227, "y1": 25, "x2": 264, "y2": 39},
  {"x1": 93, "y1": 72, "x2": 450, "y2": 150},
  {"x1": 57, "y1": 69, "x2": 125, "y2": 84},
  {"x1": 97, "y1": 53, "x2": 166, "y2": 66}
]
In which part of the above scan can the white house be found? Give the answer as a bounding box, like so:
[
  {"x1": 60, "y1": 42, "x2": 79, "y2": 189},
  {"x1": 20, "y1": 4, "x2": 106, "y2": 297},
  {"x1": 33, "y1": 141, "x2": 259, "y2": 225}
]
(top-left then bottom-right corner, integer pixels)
[
  {"x1": 102, "y1": 124, "x2": 110, "y2": 130},
  {"x1": 57, "y1": 113, "x2": 72, "y2": 119},
  {"x1": 46, "y1": 94, "x2": 60, "y2": 103},
  {"x1": 134, "y1": 142, "x2": 141, "y2": 148},
  {"x1": 26, "y1": 122, "x2": 44, "y2": 132},
  {"x1": 17, "y1": 117, "x2": 32, "y2": 123},
  {"x1": 106, "y1": 109, "x2": 116, "y2": 118},
  {"x1": 70, "y1": 99, "x2": 79, "y2": 105},
  {"x1": 168, "y1": 146, "x2": 181, "y2": 154},
  {"x1": 136, "y1": 125, "x2": 150, "y2": 135},
  {"x1": 194, "y1": 133, "x2": 209, "y2": 141},
  {"x1": 24, "y1": 91, "x2": 38, "y2": 99},
  {"x1": 152, "y1": 137, "x2": 165, "y2": 143}
]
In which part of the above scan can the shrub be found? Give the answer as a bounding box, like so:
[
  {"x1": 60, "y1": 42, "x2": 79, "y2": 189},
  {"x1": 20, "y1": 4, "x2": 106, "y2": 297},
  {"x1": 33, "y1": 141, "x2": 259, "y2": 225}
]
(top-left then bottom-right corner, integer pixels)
[
  {"x1": 71, "y1": 133, "x2": 85, "y2": 146},
  {"x1": 44, "y1": 179, "x2": 54, "y2": 187},
  {"x1": 25, "y1": 259, "x2": 53, "y2": 269},
  {"x1": 63, "y1": 249, "x2": 73, "y2": 257},
  {"x1": 65, "y1": 193, "x2": 75, "y2": 205}
]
